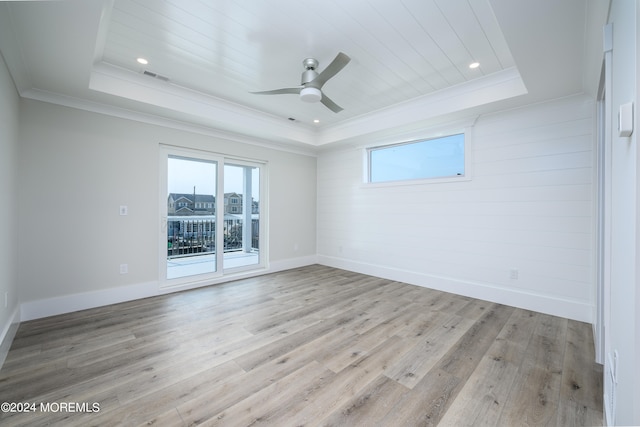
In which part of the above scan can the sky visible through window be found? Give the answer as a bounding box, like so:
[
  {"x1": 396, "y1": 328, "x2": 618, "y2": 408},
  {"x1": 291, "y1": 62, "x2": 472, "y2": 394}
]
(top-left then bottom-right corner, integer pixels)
[
  {"x1": 168, "y1": 157, "x2": 259, "y2": 200},
  {"x1": 369, "y1": 133, "x2": 464, "y2": 182},
  {"x1": 168, "y1": 157, "x2": 216, "y2": 195}
]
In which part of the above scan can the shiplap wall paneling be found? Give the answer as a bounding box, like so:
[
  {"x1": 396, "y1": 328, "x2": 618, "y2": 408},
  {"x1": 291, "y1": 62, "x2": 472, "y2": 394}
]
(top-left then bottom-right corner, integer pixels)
[{"x1": 317, "y1": 95, "x2": 594, "y2": 321}]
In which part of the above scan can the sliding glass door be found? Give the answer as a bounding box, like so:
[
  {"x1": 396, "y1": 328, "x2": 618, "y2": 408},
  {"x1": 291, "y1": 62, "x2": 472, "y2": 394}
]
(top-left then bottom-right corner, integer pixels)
[
  {"x1": 160, "y1": 146, "x2": 265, "y2": 287},
  {"x1": 166, "y1": 155, "x2": 218, "y2": 279}
]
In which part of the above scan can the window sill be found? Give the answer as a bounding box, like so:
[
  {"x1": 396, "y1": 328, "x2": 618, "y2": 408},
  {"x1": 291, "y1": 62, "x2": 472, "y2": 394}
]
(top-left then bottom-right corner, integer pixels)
[{"x1": 361, "y1": 174, "x2": 471, "y2": 189}]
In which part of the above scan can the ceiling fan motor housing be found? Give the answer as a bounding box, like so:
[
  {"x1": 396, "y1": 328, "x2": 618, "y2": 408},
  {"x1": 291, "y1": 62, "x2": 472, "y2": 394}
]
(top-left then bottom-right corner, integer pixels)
[
  {"x1": 301, "y1": 69, "x2": 319, "y2": 85},
  {"x1": 301, "y1": 57, "x2": 320, "y2": 85},
  {"x1": 300, "y1": 58, "x2": 321, "y2": 102}
]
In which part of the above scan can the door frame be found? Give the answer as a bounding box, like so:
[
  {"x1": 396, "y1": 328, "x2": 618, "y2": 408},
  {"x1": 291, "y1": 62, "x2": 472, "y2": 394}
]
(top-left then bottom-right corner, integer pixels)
[
  {"x1": 594, "y1": 24, "x2": 613, "y2": 365},
  {"x1": 159, "y1": 144, "x2": 268, "y2": 290}
]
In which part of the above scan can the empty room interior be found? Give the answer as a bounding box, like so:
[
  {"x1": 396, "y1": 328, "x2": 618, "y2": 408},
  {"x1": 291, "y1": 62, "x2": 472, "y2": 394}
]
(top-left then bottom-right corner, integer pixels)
[{"x1": 0, "y1": 0, "x2": 638, "y2": 425}]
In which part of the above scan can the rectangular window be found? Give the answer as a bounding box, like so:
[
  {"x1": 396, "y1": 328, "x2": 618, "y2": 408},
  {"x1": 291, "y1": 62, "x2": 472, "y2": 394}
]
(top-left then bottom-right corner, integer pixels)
[{"x1": 368, "y1": 133, "x2": 465, "y2": 183}]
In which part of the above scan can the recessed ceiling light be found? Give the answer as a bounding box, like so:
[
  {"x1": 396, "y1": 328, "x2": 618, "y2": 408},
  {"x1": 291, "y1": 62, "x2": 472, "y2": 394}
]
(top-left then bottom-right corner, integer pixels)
[
  {"x1": 469, "y1": 62, "x2": 480, "y2": 69},
  {"x1": 313, "y1": 119, "x2": 320, "y2": 124},
  {"x1": 137, "y1": 57, "x2": 149, "y2": 65}
]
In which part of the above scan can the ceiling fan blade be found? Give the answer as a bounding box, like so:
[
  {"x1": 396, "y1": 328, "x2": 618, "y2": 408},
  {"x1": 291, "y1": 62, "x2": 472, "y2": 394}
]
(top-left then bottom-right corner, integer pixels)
[
  {"x1": 251, "y1": 87, "x2": 301, "y2": 95},
  {"x1": 320, "y1": 93, "x2": 344, "y2": 113},
  {"x1": 311, "y1": 52, "x2": 351, "y2": 88}
]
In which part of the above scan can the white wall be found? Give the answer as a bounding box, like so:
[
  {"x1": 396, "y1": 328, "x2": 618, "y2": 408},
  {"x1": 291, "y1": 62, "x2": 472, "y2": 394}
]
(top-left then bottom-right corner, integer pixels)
[
  {"x1": 605, "y1": 1, "x2": 639, "y2": 425},
  {"x1": 17, "y1": 99, "x2": 317, "y2": 317},
  {"x1": 0, "y1": 53, "x2": 20, "y2": 365},
  {"x1": 318, "y1": 94, "x2": 594, "y2": 322}
]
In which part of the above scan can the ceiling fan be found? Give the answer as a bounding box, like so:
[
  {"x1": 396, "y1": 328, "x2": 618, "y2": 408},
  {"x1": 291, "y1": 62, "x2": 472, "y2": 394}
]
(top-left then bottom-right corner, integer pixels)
[{"x1": 251, "y1": 52, "x2": 351, "y2": 113}]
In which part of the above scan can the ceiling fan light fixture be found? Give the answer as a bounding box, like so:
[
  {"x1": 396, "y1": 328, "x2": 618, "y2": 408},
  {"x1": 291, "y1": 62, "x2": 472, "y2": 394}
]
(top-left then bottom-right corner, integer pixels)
[
  {"x1": 300, "y1": 87, "x2": 322, "y2": 103},
  {"x1": 251, "y1": 52, "x2": 350, "y2": 112}
]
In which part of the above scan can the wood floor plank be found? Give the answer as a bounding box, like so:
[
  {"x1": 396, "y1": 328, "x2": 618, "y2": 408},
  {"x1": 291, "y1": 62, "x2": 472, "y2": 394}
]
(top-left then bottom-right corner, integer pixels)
[
  {"x1": 497, "y1": 313, "x2": 568, "y2": 426},
  {"x1": 380, "y1": 303, "x2": 515, "y2": 426},
  {"x1": 437, "y1": 308, "x2": 540, "y2": 426},
  {"x1": 319, "y1": 311, "x2": 420, "y2": 374},
  {"x1": 393, "y1": 308, "x2": 443, "y2": 339},
  {"x1": 346, "y1": 298, "x2": 415, "y2": 336},
  {"x1": 0, "y1": 265, "x2": 603, "y2": 427},
  {"x1": 419, "y1": 289, "x2": 472, "y2": 313},
  {"x1": 275, "y1": 335, "x2": 414, "y2": 426},
  {"x1": 557, "y1": 320, "x2": 604, "y2": 427},
  {"x1": 455, "y1": 298, "x2": 495, "y2": 320},
  {"x1": 2, "y1": 335, "x2": 246, "y2": 426},
  {"x1": 317, "y1": 374, "x2": 410, "y2": 426},
  {"x1": 384, "y1": 312, "x2": 475, "y2": 389},
  {"x1": 382, "y1": 368, "x2": 462, "y2": 427},
  {"x1": 135, "y1": 407, "x2": 185, "y2": 427},
  {"x1": 0, "y1": 336, "x2": 178, "y2": 403},
  {"x1": 174, "y1": 317, "x2": 375, "y2": 425},
  {"x1": 233, "y1": 311, "x2": 363, "y2": 372},
  {"x1": 175, "y1": 355, "x2": 317, "y2": 425},
  {"x1": 74, "y1": 360, "x2": 246, "y2": 426},
  {"x1": 205, "y1": 361, "x2": 335, "y2": 426},
  {"x1": 437, "y1": 304, "x2": 515, "y2": 378}
]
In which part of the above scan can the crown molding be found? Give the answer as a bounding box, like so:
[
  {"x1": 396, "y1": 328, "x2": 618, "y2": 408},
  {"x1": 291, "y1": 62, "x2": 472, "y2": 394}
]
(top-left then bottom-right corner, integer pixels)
[
  {"x1": 19, "y1": 88, "x2": 318, "y2": 157},
  {"x1": 316, "y1": 67, "x2": 527, "y2": 146},
  {"x1": 89, "y1": 62, "x2": 319, "y2": 146}
]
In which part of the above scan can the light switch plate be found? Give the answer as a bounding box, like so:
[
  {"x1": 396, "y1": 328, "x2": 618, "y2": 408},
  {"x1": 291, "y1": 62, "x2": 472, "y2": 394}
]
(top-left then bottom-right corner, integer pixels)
[{"x1": 618, "y1": 102, "x2": 633, "y2": 137}]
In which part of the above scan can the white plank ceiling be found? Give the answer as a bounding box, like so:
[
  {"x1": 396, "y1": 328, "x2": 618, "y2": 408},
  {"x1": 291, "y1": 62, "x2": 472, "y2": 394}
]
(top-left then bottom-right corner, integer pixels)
[{"x1": 0, "y1": 0, "x2": 602, "y2": 150}]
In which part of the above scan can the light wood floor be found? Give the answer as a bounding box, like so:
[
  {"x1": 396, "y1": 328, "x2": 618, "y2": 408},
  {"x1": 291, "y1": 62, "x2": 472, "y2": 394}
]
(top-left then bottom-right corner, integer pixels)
[{"x1": 0, "y1": 265, "x2": 603, "y2": 426}]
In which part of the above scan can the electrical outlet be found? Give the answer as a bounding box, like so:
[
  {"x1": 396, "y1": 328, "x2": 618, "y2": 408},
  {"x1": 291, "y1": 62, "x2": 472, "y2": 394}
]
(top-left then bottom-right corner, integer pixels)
[
  {"x1": 510, "y1": 268, "x2": 519, "y2": 280},
  {"x1": 119, "y1": 205, "x2": 128, "y2": 216},
  {"x1": 120, "y1": 264, "x2": 128, "y2": 274}
]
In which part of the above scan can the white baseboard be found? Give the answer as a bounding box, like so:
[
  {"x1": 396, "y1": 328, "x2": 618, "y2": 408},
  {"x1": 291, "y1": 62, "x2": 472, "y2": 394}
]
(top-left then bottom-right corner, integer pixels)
[
  {"x1": 19, "y1": 255, "x2": 319, "y2": 322},
  {"x1": 20, "y1": 281, "x2": 159, "y2": 322},
  {"x1": 318, "y1": 255, "x2": 593, "y2": 323},
  {"x1": 269, "y1": 255, "x2": 319, "y2": 272},
  {"x1": 0, "y1": 305, "x2": 20, "y2": 370}
]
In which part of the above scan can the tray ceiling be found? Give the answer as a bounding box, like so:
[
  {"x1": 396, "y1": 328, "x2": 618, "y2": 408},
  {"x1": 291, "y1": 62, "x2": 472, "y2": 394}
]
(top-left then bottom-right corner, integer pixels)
[{"x1": 0, "y1": 0, "x2": 600, "y2": 150}]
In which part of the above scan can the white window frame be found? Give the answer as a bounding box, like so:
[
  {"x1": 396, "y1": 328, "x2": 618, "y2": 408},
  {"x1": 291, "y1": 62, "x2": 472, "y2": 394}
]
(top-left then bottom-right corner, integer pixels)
[
  {"x1": 364, "y1": 127, "x2": 472, "y2": 187},
  {"x1": 159, "y1": 145, "x2": 268, "y2": 290}
]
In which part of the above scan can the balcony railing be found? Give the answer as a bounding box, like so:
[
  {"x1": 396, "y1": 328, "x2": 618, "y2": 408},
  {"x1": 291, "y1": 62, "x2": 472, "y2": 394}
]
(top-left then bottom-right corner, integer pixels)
[{"x1": 167, "y1": 215, "x2": 258, "y2": 258}]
